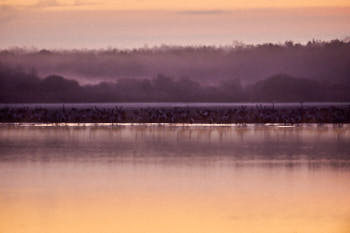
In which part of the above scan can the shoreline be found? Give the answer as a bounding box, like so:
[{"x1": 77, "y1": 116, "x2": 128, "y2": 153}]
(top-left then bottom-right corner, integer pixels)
[{"x1": 1, "y1": 105, "x2": 349, "y2": 124}]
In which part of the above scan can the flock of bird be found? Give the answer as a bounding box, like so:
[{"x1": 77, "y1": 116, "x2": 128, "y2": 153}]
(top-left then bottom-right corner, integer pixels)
[{"x1": 0, "y1": 105, "x2": 349, "y2": 124}]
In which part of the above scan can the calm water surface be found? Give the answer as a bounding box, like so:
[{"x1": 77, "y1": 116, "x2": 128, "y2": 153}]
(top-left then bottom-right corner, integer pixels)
[{"x1": 0, "y1": 124, "x2": 350, "y2": 233}]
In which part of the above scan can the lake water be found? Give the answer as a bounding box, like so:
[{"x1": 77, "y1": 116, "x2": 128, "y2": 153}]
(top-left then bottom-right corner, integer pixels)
[{"x1": 0, "y1": 124, "x2": 350, "y2": 233}]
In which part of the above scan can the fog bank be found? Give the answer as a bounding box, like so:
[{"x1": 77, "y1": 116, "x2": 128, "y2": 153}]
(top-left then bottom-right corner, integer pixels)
[
  {"x1": 1, "y1": 63, "x2": 349, "y2": 102},
  {"x1": 1, "y1": 40, "x2": 350, "y2": 85}
]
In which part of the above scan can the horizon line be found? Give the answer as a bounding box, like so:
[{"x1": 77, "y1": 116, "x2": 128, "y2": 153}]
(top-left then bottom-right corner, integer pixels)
[{"x1": 1, "y1": 37, "x2": 349, "y2": 51}]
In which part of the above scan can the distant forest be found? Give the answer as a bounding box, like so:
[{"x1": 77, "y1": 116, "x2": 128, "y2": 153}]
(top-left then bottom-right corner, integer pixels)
[{"x1": 0, "y1": 40, "x2": 350, "y2": 102}]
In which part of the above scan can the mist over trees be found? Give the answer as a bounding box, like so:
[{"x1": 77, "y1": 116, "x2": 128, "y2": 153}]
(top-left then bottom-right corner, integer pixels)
[
  {"x1": 1, "y1": 39, "x2": 350, "y2": 102},
  {"x1": 1, "y1": 39, "x2": 350, "y2": 86},
  {"x1": 1, "y1": 63, "x2": 349, "y2": 103}
]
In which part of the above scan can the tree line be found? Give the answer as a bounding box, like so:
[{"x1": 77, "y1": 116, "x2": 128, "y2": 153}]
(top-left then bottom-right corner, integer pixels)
[{"x1": 1, "y1": 64, "x2": 349, "y2": 102}]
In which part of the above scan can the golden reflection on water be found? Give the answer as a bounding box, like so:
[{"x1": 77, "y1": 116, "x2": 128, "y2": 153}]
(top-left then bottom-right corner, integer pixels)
[{"x1": 0, "y1": 124, "x2": 350, "y2": 233}]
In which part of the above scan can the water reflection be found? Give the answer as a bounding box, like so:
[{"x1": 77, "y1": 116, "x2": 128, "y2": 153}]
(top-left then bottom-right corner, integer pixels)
[
  {"x1": 0, "y1": 124, "x2": 350, "y2": 233},
  {"x1": 0, "y1": 124, "x2": 349, "y2": 164}
]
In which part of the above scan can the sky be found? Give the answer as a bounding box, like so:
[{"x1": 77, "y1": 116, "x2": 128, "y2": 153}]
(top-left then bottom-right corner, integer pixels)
[{"x1": 0, "y1": 0, "x2": 350, "y2": 48}]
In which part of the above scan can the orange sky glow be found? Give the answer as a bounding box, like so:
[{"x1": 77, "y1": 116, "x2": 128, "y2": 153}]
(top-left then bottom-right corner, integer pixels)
[
  {"x1": 2, "y1": 0, "x2": 350, "y2": 10},
  {"x1": 0, "y1": 0, "x2": 350, "y2": 48}
]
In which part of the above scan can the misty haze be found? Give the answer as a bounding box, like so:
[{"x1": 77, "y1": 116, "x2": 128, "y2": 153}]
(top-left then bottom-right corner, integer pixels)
[
  {"x1": 1, "y1": 1, "x2": 350, "y2": 233},
  {"x1": 1, "y1": 39, "x2": 350, "y2": 102}
]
